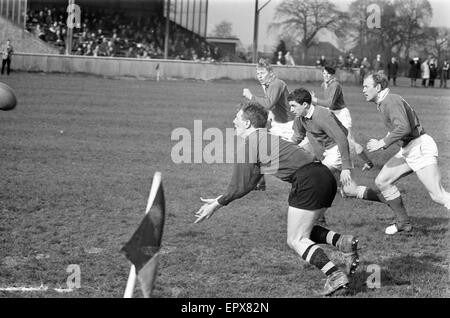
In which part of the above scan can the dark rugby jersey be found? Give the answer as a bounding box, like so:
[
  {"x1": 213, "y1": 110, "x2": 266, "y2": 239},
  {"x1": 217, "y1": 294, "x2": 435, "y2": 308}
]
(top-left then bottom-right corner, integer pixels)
[
  {"x1": 292, "y1": 105, "x2": 352, "y2": 170},
  {"x1": 377, "y1": 92, "x2": 425, "y2": 148},
  {"x1": 316, "y1": 78, "x2": 346, "y2": 111},
  {"x1": 251, "y1": 78, "x2": 296, "y2": 123},
  {"x1": 217, "y1": 129, "x2": 316, "y2": 206}
]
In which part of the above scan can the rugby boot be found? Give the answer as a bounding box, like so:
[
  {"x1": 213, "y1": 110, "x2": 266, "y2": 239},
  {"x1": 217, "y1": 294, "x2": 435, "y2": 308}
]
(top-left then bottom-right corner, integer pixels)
[
  {"x1": 337, "y1": 235, "x2": 359, "y2": 276},
  {"x1": 318, "y1": 270, "x2": 349, "y2": 296},
  {"x1": 385, "y1": 222, "x2": 412, "y2": 235}
]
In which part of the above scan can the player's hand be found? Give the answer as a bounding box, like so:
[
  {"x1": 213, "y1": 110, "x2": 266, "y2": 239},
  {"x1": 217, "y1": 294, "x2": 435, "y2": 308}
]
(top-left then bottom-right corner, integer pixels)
[
  {"x1": 243, "y1": 88, "x2": 252, "y2": 100},
  {"x1": 340, "y1": 169, "x2": 352, "y2": 186},
  {"x1": 194, "y1": 196, "x2": 222, "y2": 224},
  {"x1": 367, "y1": 139, "x2": 386, "y2": 152}
]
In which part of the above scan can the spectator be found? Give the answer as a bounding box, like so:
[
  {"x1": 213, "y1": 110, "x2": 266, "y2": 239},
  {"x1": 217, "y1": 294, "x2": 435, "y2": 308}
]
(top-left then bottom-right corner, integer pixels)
[
  {"x1": 318, "y1": 55, "x2": 327, "y2": 67},
  {"x1": 34, "y1": 24, "x2": 46, "y2": 41},
  {"x1": 409, "y1": 57, "x2": 421, "y2": 87},
  {"x1": 285, "y1": 51, "x2": 295, "y2": 66},
  {"x1": 359, "y1": 57, "x2": 370, "y2": 85},
  {"x1": 276, "y1": 51, "x2": 286, "y2": 65},
  {"x1": 336, "y1": 56, "x2": 345, "y2": 69},
  {"x1": 372, "y1": 54, "x2": 383, "y2": 73},
  {"x1": 1, "y1": 39, "x2": 14, "y2": 76},
  {"x1": 428, "y1": 58, "x2": 437, "y2": 87},
  {"x1": 211, "y1": 46, "x2": 221, "y2": 62},
  {"x1": 74, "y1": 47, "x2": 83, "y2": 55},
  {"x1": 440, "y1": 60, "x2": 449, "y2": 88},
  {"x1": 125, "y1": 46, "x2": 136, "y2": 58},
  {"x1": 107, "y1": 40, "x2": 117, "y2": 57},
  {"x1": 45, "y1": 9, "x2": 53, "y2": 25},
  {"x1": 345, "y1": 53, "x2": 354, "y2": 70},
  {"x1": 97, "y1": 37, "x2": 109, "y2": 56},
  {"x1": 421, "y1": 58, "x2": 430, "y2": 87},
  {"x1": 276, "y1": 40, "x2": 287, "y2": 56},
  {"x1": 387, "y1": 57, "x2": 399, "y2": 86}
]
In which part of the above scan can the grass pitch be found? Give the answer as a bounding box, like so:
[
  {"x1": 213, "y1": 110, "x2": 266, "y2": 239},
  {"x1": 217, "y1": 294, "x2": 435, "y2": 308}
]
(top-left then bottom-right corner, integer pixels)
[{"x1": 0, "y1": 72, "x2": 449, "y2": 298}]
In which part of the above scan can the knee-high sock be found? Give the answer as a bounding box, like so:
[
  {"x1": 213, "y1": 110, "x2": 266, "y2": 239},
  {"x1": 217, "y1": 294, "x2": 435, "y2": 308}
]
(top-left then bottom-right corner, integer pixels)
[
  {"x1": 359, "y1": 186, "x2": 409, "y2": 223},
  {"x1": 380, "y1": 186, "x2": 410, "y2": 224},
  {"x1": 310, "y1": 225, "x2": 341, "y2": 247},
  {"x1": 296, "y1": 238, "x2": 339, "y2": 276}
]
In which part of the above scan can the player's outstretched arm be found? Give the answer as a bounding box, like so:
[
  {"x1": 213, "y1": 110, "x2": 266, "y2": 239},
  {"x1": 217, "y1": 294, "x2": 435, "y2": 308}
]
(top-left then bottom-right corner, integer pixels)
[{"x1": 194, "y1": 196, "x2": 223, "y2": 224}]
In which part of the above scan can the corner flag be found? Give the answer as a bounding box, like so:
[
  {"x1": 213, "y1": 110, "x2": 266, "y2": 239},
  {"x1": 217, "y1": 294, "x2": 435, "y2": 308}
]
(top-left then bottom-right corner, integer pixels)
[{"x1": 122, "y1": 172, "x2": 165, "y2": 298}]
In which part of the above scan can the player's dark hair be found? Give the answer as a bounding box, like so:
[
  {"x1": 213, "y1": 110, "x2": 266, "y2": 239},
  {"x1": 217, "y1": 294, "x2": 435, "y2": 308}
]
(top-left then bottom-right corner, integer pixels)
[
  {"x1": 257, "y1": 58, "x2": 273, "y2": 72},
  {"x1": 287, "y1": 88, "x2": 312, "y2": 105},
  {"x1": 240, "y1": 101, "x2": 268, "y2": 128},
  {"x1": 324, "y1": 66, "x2": 336, "y2": 75},
  {"x1": 364, "y1": 72, "x2": 389, "y2": 90}
]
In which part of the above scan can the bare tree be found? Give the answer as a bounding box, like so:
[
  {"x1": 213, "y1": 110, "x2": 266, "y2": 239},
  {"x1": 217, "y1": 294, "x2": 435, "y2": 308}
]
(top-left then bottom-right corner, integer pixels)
[
  {"x1": 424, "y1": 27, "x2": 450, "y2": 63},
  {"x1": 395, "y1": 0, "x2": 433, "y2": 60},
  {"x1": 269, "y1": 0, "x2": 346, "y2": 64},
  {"x1": 210, "y1": 20, "x2": 235, "y2": 38},
  {"x1": 347, "y1": 0, "x2": 433, "y2": 66}
]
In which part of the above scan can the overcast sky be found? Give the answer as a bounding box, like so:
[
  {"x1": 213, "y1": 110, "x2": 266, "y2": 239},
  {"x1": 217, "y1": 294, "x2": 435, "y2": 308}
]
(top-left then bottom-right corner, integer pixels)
[{"x1": 207, "y1": 0, "x2": 450, "y2": 49}]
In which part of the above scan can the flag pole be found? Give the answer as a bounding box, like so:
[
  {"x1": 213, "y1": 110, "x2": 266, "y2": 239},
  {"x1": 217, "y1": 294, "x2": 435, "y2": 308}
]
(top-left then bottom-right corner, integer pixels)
[
  {"x1": 123, "y1": 265, "x2": 137, "y2": 298},
  {"x1": 123, "y1": 172, "x2": 162, "y2": 298}
]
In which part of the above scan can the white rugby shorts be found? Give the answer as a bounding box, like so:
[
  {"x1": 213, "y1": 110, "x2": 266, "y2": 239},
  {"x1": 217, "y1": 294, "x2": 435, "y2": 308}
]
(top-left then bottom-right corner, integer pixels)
[
  {"x1": 395, "y1": 134, "x2": 438, "y2": 171},
  {"x1": 321, "y1": 145, "x2": 343, "y2": 171},
  {"x1": 269, "y1": 120, "x2": 294, "y2": 142},
  {"x1": 332, "y1": 107, "x2": 352, "y2": 129}
]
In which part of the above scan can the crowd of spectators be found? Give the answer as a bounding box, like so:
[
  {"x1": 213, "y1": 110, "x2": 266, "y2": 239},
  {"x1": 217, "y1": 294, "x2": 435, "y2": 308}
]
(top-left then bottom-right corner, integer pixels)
[
  {"x1": 410, "y1": 56, "x2": 449, "y2": 88},
  {"x1": 314, "y1": 52, "x2": 449, "y2": 88},
  {"x1": 25, "y1": 6, "x2": 222, "y2": 62}
]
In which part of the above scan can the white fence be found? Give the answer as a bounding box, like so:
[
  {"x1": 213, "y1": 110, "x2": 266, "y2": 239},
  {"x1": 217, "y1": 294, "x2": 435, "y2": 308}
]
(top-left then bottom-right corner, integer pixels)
[{"x1": 13, "y1": 53, "x2": 360, "y2": 83}]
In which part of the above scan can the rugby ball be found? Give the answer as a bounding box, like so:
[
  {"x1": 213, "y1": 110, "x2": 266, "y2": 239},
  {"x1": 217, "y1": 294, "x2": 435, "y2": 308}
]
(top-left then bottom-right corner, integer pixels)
[{"x1": 0, "y1": 82, "x2": 17, "y2": 111}]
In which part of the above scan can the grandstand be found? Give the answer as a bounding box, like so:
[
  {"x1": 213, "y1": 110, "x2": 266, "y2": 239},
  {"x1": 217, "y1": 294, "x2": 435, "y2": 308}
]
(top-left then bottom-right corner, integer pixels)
[{"x1": 0, "y1": 0, "x2": 219, "y2": 61}]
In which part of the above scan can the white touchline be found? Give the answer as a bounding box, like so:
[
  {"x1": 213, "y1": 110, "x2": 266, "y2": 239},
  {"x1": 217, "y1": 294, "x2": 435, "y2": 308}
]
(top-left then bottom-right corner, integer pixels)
[
  {"x1": 0, "y1": 285, "x2": 48, "y2": 292},
  {"x1": 0, "y1": 285, "x2": 74, "y2": 292}
]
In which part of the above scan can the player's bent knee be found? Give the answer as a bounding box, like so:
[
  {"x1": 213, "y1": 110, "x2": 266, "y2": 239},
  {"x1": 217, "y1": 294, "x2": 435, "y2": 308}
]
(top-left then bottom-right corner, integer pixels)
[
  {"x1": 375, "y1": 175, "x2": 390, "y2": 189},
  {"x1": 287, "y1": 236, "x2": 313, "y2": 254}
]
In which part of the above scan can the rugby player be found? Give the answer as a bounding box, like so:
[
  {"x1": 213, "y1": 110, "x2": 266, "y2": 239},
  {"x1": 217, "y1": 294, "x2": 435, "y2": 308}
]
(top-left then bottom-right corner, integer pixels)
[
  {"x1": 242, "y1": 58, "x2": 312, "y2": 191},
  {"x1": 363, "y1": 73, "x2": 450, "y2": 234},
  {"x1": 288, "y1": 88, "x2": 391, "y2": 225},
  {"x1": 194, "y1": 102, "x2": 359, "y2": 296},
  {"x1": 311, "y1": 66, "x2": 374, "y2": 171}
]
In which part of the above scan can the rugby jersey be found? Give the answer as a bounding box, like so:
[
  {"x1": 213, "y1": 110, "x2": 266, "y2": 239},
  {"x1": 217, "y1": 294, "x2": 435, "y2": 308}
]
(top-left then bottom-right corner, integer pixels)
[
  {"x1": 251, "y1": 78, "x2": 296, "y2": 123},
  {"x1": 316, "y1": 78, "x2": 346, "y2": 111},
  {"x1": 217, "y1": 129, "x2": 316, "y2": 206},
  {"x1": 292, "y1": 105, "x2": 352, "y2": 170},
  {"x1": 376, "y1": 89, "x2": 425, "y2": 148}
]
